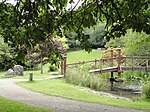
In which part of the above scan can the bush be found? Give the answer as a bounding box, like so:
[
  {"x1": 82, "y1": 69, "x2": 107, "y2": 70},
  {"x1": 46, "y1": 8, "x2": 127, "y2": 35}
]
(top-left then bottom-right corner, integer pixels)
[
  {"x1": 142, "y1": 82, "x2": 150, "y2": 100},
  {"x1": 102, "y1": 48, "x2": 125, "y2": 58},
  {"x1": 48, "y1": 65, "x2": 58, "y2": 72}
]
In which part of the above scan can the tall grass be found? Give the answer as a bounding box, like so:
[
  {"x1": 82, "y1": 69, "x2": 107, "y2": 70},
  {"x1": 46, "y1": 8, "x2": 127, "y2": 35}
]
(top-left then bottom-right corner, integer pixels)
[
  {"x1": 142, "y1": 81, "x2": 150, "y2": 100},
  {"x1": 65, "y1": 65, "x2": 109, "y2": 90}
]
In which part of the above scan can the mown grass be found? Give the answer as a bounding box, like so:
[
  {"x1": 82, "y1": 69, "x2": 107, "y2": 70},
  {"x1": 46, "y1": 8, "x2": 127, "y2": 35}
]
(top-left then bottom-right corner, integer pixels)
[
  {"x1": 15, "y1": 69, "x2": 50, "y2": 79},
  {"x1": 0, "y1": 70, "x2": 50, "y2": 79},
  {"x1": 0, "y1": 96, "x2": 52, "y2": 112},
  {"x1": 67, "y1": 49, "x2": 102, "y2": 63},
  {"x1": 18, "y1": 79, "x2": 150, "y2": 111},
  {"x1": 0, "y1": 63, "x2": 52, "y2": 79}
]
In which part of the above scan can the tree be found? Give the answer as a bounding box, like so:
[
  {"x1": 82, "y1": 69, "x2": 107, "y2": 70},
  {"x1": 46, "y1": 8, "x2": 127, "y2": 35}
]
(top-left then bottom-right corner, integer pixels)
[
  {"x1": 0, "y1": 0, "x2": 150, "y2": 61},
  {"x1": 67, "y1": 32, "x2": 81, "y2": 49},
  {"x1": 26, "y1": 34, "x2": 67, "y2": 73},
  {"x1": 124, "y1": 30, "x2": 150, "y2": 56},
  {"x1": 83, "y1": 22, "x2": 106, "y2": 48},
  {"x1": 67, "y1": 22, "x2": 106, "y2": 49},
  {"x1": 64, "y1": 0, "x2": 150, "y2": 40},
  {"x1": 105, "y1": 36, "x2": 126, "y2": 48},
  {"x1": 0, "y1": 37, "x2": 15, "y2": 70},
  {"x1": 105, "y1": 29, "x2": 150, "y2": 56}
]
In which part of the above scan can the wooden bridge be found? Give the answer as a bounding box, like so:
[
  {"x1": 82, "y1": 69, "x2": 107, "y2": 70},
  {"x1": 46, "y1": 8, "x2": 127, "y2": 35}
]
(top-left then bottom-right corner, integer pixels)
[{"x1": 61, "y1": 48, "x2": 150, "y2": 76}]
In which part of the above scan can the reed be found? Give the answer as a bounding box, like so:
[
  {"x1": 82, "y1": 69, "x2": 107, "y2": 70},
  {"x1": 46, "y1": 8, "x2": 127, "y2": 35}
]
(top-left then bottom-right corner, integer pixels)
[{"x1": 65, "y1": 65, "x2": 108, "y2": 90}]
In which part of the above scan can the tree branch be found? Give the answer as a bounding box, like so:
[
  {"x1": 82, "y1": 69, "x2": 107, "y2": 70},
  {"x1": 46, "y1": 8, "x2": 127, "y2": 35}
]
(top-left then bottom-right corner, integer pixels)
[
  {"x1": 97, "y1": 5, "x2": 115, "y2": 23},
  {"x1": 71, "y1": 0, "x2": 81, "y2": 11},
  {"x1": 110, "y1": 0, "x2": 122, "y2": 21}
]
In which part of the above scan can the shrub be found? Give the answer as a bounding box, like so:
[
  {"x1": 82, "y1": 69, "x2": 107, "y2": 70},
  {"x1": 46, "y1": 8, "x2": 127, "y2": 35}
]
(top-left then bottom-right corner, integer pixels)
[
  {"x1": 102, "y1": 48, "x2": 125, "y2": 58},
  {"x1": 48, "y1": 65, "x2": 58, "y2": 72}
]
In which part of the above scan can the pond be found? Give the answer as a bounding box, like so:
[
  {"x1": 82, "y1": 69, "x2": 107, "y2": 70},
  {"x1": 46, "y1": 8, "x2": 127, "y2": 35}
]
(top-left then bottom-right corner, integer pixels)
[{"x1": 81, "y1": 79, "x2": 142, "y2": 100}]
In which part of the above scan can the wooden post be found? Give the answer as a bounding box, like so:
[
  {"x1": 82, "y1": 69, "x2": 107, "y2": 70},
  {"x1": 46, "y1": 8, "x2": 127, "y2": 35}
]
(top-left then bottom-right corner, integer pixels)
[
  {"x1": 146, "y1": 56, "x2": 149, "y2": 70},
  {"x1": 63, "y1": 56, "x2": 67, "y2": 77},
  {"x1": 62, "y1": 48, "x2": 67, "y2": 77},
  {"x1": 40, "y1": 50, "x2": 43, "y2": 74},
  {"x1": 124, "y1": 57, "x2": 126, "y2": 67},
  {"x1": 117, "y1": 48, "x2": 122, "y2": 78},
  {"x1": 29, "y1": 73, "x2": 33, "y2": 81},
  {"x1": 110, "y1": 72, "x2": 114, "y2": 91},
  {"x1": 95, "y1": 59, "x2": 97, "y2": 68},
  {"x1": 40, "y1": 60, "x2": 43, "y2": 74},
  {"x1": 109, "y1": 48, "x2": 114, "y2": 90},
  {"x1": 61, "y1": 60, "x2": 64, "y2": 75},
  {"x1": 110, "y1": 48, "x2": 114, "y2": 67},
  {"x1": 132, "y1": 56, "x2": 134, "y2": 70},
  {"x1": 100, "y1": 59, "x2": 102, "y2": 73}
]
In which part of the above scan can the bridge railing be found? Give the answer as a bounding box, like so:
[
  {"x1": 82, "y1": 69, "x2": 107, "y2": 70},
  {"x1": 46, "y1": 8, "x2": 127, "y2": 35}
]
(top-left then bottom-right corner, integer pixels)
[
  {"x1": 63, "y1": 56, "x2": 150, "y2": 75},
  {"x1": 121, "y1": 56, "x2": 150, "y2": 70},
  {"x1": 61, "y1": 48, "x2": 150, "y2": 76},
  {"x1": 67, "y1": 57, "x2": 118, "y2": 67}
]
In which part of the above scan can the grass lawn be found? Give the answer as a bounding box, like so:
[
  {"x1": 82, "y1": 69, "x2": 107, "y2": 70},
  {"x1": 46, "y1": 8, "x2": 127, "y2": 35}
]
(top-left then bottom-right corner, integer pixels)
[
  {"x1": 0, "y1": 96, "x2": 52, "y2": 112},
  {"x1": 18, "y1": 79, "x2": 150, "y2": 111},
  {"x1": 67, "y1": 49, "x2": 102, "y2": 63},
  {"x1": 15, "y1": 69, "x2": 50, "y2": 79},
  {"x1": 0, "y1": 70, "x2": 50, "y2": 79},
  {"x1": 0, "y1": 64, "x2": 51, "y2": 79}
]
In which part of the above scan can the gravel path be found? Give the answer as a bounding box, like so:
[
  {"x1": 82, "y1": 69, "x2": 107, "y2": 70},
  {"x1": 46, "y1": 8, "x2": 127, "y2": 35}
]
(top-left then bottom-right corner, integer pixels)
[{"x1": 0, "y1": 79, "x2": 148, "y2": 112}]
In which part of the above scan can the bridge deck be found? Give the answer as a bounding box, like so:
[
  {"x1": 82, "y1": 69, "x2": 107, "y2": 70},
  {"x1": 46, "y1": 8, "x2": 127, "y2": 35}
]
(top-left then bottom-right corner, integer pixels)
[
  {"x1": 89, "y1": 66, "x2": 150, "y2": 74},
  {"x1": 89, "y1": 67, "x2": 118, "y2": 74}
]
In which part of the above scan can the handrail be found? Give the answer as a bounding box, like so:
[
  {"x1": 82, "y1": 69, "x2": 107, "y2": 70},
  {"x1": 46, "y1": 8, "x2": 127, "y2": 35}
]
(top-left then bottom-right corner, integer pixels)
[
  {"x1": 122, "y1": 56, "x2": 150, "y2": 59},
  {"x1": 67, "y1": 57, "x2": 117, "y2": 65}
]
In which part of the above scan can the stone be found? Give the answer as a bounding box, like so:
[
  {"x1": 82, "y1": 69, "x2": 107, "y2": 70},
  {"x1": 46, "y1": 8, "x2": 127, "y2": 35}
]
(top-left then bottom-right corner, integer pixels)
[
  {"x1": 13, "y1": 65, "x2": 24, "y2": 76},
  {"x1": 5, "y1": 69, "x2": 15, "y2": 77}
]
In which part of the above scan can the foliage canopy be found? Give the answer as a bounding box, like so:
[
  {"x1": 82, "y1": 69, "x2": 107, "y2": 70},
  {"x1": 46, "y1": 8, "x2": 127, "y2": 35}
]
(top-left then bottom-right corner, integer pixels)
[{"x1": 0, "y1": 0, "x2": 150, "y2": 61}]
